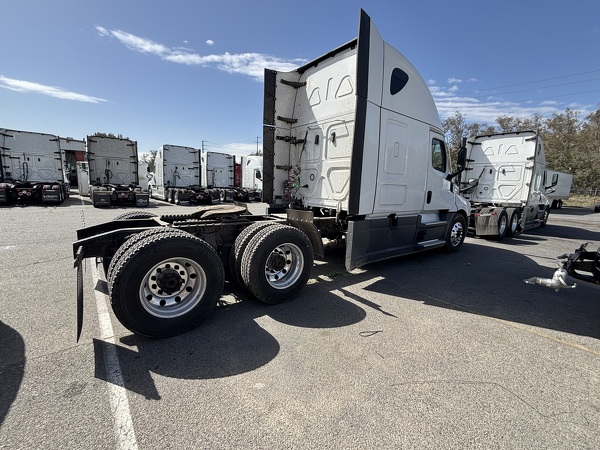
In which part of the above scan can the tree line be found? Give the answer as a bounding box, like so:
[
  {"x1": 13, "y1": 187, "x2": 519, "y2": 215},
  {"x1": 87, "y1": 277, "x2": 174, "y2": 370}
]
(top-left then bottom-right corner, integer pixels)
[{"x1": 442, "y1": 108, "x2": 600, "y2": 191}]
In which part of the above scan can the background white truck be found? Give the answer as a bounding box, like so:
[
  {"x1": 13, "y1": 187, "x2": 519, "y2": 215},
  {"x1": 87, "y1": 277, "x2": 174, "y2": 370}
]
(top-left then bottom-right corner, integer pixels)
[
  {"x1": 149, "y1": 145, "x2": 258, "y2": 204},
  {"x1": 0, "y1": 128, "x2": 70, "y2": 205},
  {"x1": 237, "y1": 155, "x2": 263, "y2": 201},
  {"x1": 149, "y1": 144, "x2": 219, "y2": 204},
  {"x1": 458, "y1": 131, "x2": 552, "y2": 239},
  {"x1": 202, "y1": 150, "x2": 256, "y2": 202},
  {"x1": 545, "y1": 169, "x2": 572, "y2": 209},
  {"x1": 73, "y1": 9, "x2": 470, "y2": 339},
  {"x1": 85, "y1": 135, "x2": 149, "y2": 207}
]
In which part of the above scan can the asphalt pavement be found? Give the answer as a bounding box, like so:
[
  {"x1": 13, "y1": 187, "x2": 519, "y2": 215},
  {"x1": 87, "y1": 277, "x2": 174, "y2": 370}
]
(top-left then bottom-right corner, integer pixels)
[{"x1": 1, "y1": 194, "x2": 599, "y2": 449}]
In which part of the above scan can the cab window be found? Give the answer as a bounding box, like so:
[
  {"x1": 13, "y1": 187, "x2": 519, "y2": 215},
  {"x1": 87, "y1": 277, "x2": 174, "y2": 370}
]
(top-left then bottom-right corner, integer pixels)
[{"x1": 431, "y1": 138, "x2": 446, "y2": 172}]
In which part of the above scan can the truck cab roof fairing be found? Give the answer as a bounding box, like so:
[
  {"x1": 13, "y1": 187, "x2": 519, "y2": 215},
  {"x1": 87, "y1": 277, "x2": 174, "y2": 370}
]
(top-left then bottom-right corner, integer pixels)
[{"x1": 347, "y1": 10, "x2": 443, "y2": 216}]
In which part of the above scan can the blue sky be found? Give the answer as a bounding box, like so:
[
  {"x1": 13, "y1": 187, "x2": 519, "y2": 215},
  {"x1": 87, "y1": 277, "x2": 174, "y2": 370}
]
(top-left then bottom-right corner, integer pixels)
[{"x1": 1, "y1": 0, "x2": 599, "y2": 158}]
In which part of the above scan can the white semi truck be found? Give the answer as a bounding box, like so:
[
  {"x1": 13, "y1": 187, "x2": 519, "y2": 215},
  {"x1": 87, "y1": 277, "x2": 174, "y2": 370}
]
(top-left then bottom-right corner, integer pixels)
[
  {"x1": 545, "y1": 169, "x2": 572, "y2": 209},
  {"x1": 0, "y1": 128, "x2": 70, "y2": 205},
  {"x1": 73, "y1": 9, "x2": 470, "y2": 339},
  {"x1": 85, "y1": 135, "x2": 149, "y2": 207},
  {"x1": 149, "y1": 145, "x2": 256, "y2": 204},
  {"x1": 458, "y1": 131, "x2": 552, "y2": 239},
  {"x1": 149, "y1": 144, "x2": 219, "y2": 204},
  {"x1": 202, "y1": 150, "x2": 255, "y2": 202},
  {"x1": 238, "y1": 155, "x2": 263, "y2": 201}
]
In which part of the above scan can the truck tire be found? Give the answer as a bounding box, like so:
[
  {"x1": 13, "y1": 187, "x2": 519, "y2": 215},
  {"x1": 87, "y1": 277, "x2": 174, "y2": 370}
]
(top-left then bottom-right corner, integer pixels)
[
  {"x1": 496, "y1": 210, "x2": 508, "y2": 239},
  {"x1": 241, "y1": 225, "x2": 313, "y2": 304},
  {"x1": 174, "y1": 189, "x2": 181, "y2": 205},
  {"x1": 506, "y1": 210, "x2": 521, "y2": 237},
  {"x1": 229, "y1": 221, "x2": 279, "y2": 286},
  {"x1": 540, "y1": 207, "x2": 550, "y2": 227},
  {"x1": 107, "y1": 228, "x2": 190, "y2": 286},
  {"x1": 444, "y1": 214, "x2": 466, "y2": 253},
  {"x1": 112, "y1": 211, "x2": 158, "y2": 221},
  {"x1": 109, "y1": 232, "x2": 224, "y2": 338}
]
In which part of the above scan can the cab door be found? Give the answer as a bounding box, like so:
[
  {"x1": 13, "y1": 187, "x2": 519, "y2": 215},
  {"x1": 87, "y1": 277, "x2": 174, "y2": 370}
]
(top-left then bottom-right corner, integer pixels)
[{"x1": 423, "y1": 132, "x2": 455, "y2": 212}]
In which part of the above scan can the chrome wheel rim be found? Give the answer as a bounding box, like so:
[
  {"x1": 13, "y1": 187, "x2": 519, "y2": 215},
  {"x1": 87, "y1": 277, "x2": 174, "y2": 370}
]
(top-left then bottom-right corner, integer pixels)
[
  {"x1": 498, "y1": 215, "x2": 507, "y2": 236},
  {"x1": 510, "y1": 215, "x2": 518, "y2": 234},
  {"x1": 450, "y1": 221, "x2": 464, "y2": 247},
  {"x1": 264, "y1": 243, "x2": 304, "y2": 289},
  {"x1": 139, "y1": 257, "x2": 206, "y2": 318}
]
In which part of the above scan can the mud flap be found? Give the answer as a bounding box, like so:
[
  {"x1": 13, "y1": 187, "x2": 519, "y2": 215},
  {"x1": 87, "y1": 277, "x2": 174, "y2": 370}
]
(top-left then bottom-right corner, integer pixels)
[
  {"x1": 74, "y1": 246, "x2": 85, "y2": 342},
  {"x1": 474, "y1": 207, "x2": 501, "y2": 236},
  {"x1": 286, "y1": 209, "x2": 324, "y2": 258}
]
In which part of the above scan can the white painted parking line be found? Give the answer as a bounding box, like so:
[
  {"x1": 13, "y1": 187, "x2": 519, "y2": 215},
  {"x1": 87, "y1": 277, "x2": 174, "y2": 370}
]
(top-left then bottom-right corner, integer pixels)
[
  {"x1": 79, "y1": 197, "x2": 138, "y2": 450},
  {"x1": 92, "y1": 262, "x2": 139, "y2": 450}
]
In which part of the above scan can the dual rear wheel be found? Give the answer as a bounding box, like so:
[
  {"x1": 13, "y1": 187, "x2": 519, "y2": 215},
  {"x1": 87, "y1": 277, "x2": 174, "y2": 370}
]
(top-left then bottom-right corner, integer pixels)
[
  {"x1": 229, "y1": 223, "x2": 314, "y2": 304},
  {"x1": 108, "y1": 229, "x2": 224, "y2": 338},
  {"x1": 491, "y1": 209, "x2": 521, "y2": 240},
  {"x1": 107, "y1": 217, "x2": 313, "y2": 337}
]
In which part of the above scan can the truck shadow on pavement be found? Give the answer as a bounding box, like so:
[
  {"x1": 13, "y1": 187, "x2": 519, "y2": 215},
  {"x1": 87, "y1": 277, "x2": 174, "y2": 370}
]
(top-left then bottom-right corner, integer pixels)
[
  {"x1": 93, "y1": 275, "x2": 369, "y2": 399},
  {"x1": 93, "y1": 236, "x2": 599, "y2": 399},
  {"x1": 535, "y1": 223, "x2": 600, "y2": 241},
  {"x1": 358, "y1": 240, "x2": 600, "y2": 339},
  {"x1": 0, "y1": 321, "x2": 25, "y2": 426}
]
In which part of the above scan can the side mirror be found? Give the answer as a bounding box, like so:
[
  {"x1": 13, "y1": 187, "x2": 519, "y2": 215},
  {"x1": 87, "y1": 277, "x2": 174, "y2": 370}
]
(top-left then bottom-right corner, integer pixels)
[{"x1": 544, "y1": 173, "x2": 558, "y2": 190}]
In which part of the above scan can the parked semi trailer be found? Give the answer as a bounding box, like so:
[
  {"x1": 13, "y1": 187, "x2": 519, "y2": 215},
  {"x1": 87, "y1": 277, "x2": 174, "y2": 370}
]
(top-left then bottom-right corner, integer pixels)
[
  {"x1": 73, "y1": 9, "x2": 470, "y2": 339},
  {"x1": 86, "y1": 135, "x2": 149, "y2": 207},
  {"x1": 0, "y1": 128, "x2": 70, "y2": 205},
  {"x1": 458, "y1": 130, "x2": 552, "y2": 239}
]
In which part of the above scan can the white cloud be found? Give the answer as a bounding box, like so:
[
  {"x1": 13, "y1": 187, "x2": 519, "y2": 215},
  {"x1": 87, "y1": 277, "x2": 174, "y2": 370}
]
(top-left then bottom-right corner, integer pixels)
[
  {"x1": 447, "y1": 77, "x2": 463, "y2": 84},
  {"x1": 430, "y1": 79, "x2": 597, "y2": 123},
  {"x1": 96, "y1": 27, "x2": 169, "y2": 55},
  {"x1": 97, "y1": 27, "x2": 305, "y2": 80},
  {"x1": 206, "y1": 40, "x2": 214, "y2": 46},
  {"x1": 0, "y1": 75, "x2": 108, "y2": 103},
  {"x1": 431, "y1": 85, "x2": 585, "y2": 123},
  {"x1": 214, "y1": 142, "x2": 258, "y2": 157}
]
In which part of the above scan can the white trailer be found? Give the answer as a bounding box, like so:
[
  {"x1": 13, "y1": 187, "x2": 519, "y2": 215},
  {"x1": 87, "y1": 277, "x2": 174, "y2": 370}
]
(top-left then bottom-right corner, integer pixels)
[
  {"x1": 73, "y1": 9, "x2": 470, "y2": 339},
  {"x1": 86, "y1": 135, "x2": 149, "y2": 207},
  {"x1": 545, "y1": 169, "x2": 572, "y2": 209},
  {"x1": 0, "y1": 128, "x2": 70, "y2": 204},
  {"x1": 459, "y1": 131, "x2": 551, "y2": 238}
]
